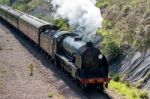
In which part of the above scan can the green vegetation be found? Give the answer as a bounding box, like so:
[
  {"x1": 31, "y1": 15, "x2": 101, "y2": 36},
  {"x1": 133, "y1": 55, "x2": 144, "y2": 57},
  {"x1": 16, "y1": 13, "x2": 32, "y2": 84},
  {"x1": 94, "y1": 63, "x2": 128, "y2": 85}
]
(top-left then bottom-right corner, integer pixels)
[
  {"x1": 48, "y1": 92, "x2": 53, "y2": 98},
  {"x1": 97, "y1": 19, "x2": 123, "y2": 62},
  {"x1": 36, "y1": 13, "x2": 45, "y2": 19},
  {"x1": 96, "y1": 0, "x2": 112, "y2": 9},
  {"x1": 139, "y1": 91, "x2": 149, "y2": 99},
  {"x1": 112, "y1": 73, "x2": 120, "y2": 82},
  {"x1": 36, "y1": 13, "x2": 69, "y2": 31},
  {"x1": 96, "y1": 0, "x2": 150, "y2": 62},
  {"x1": 48, "y1": 92, "x2": 63, "y2": 99},
  {"x1": 0, "y1": 0, "x2": 9, "y2": 5},
  {"x1": 12, "y1": 0, "x2": 36, "y2": 12},
  {"x1": 12, "y1": 2, "x2": 27, "y2": 12},
  {"x1": 109, "y1": 72, "x2": 149, "y2": 99},
  {"x1": 0, "y1": 80, "x2": 3, "y2": 87},
  {"x1": 53, "y1": 19, "x2": 69, "y2": 31},
  {"x1": 109, "y1": 80, "x2": 149, "y2": 99}
]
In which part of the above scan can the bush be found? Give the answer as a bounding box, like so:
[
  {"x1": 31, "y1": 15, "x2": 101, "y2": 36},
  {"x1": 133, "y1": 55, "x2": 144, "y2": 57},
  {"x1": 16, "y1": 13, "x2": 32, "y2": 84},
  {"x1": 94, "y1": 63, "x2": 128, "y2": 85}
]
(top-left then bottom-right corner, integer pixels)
[
  {"x1": 103, "y1": 19, "x2": 114, "y2": 29},
  {"x1": 27, "y1": 0, "x2": 37, "y2": 12},
  {"x1": 139, "y1": 91, "x2": 149, "y2": 99},
  {"x1": 113, "y1": 74, "x2": 120, "y2": 82},
  {"x1": 42, "y1": 16, "x2": 54, "y2": 23},
  {"x1": 12, "y1": 0, "x2": 33, "y2": 12},
  {"x1": 36, "y1": 13, "x2": 45, "y2": 19},
  {"x1": 48, "y1": 93, "x2": 53, "y2": 98},
  {"x1": 12, "y1": 2, "x2": 26, "y2": 12},
  {"x1": 101, "y1": 40, "x2": 123, "y2": 62},
  {"x1": 96, "y1": 0, "x2": 112, "y2": 8},
  {"x1": 109, "y1": 72, "x2": 115, "y2": 77},
  {"x1": 54, "y1": 19, "x2": 69, "y2": 31},
  {"x1": 109, "y1": 72, "x2": 121, "y2": 82},
  {"x1": 125, "y1": 82, "x2": 131, "y2": 87}
]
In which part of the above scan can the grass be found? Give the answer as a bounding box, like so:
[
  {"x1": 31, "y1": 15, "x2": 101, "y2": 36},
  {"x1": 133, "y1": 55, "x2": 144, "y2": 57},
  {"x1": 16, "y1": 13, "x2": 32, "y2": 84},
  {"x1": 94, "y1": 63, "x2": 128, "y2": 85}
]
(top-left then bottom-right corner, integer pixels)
[
  {"x1": 0, "y1": 80, "x2": 3, "y2": 87},
  {"x1": 48, "y1": 92, "x2": 53, "y2": 98},
  {"x1": 139, "y1": 91, "x2": 149, "y2": 99},
  {"x1": 48, "y1": 92, "x2": 63, "y2": 99},
  {"x1": 109, "y1": 80, "x2": 149, "y2": 99}
]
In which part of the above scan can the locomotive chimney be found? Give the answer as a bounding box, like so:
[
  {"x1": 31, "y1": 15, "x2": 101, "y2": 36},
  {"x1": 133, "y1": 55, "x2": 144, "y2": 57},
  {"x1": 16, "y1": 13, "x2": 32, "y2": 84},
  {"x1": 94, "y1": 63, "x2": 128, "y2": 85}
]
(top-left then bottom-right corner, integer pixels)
[
  {"x1": 86, "y1": 42, "x2": 93, "y2": 47},
  {"x1": 74, "y1": 36, "x2": 82, "y2": 41}
]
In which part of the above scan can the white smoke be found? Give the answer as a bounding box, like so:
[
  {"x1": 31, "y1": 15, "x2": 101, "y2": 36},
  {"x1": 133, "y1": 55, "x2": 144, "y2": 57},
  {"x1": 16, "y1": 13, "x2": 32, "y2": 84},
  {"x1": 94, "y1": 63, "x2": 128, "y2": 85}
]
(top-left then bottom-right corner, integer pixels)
[{"x1": 51, "y1": 0, "x2": 103, "y2": 41}]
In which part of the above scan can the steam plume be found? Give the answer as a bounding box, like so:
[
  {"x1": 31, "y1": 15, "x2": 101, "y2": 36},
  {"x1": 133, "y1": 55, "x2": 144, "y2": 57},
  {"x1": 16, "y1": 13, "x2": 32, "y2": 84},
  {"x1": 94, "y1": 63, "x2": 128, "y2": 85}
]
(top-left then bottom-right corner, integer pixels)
[{"x1": 51, "y1": 0, "x2": 103, "y2": 41}]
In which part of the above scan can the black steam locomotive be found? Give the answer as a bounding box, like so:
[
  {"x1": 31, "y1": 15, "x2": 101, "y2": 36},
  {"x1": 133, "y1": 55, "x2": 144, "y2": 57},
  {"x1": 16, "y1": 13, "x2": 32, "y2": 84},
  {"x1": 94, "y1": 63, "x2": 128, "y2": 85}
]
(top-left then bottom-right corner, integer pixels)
[{"x1": 0, "y1": 4, "x2": 110, "y2": 90}]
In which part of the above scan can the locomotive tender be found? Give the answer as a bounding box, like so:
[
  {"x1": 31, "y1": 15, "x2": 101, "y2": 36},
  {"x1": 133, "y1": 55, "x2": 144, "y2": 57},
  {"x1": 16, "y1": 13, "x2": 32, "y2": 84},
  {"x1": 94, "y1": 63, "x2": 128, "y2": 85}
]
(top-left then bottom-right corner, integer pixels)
[{"x1": 0, "y1": 4, "x2": 110, "y2": 90}]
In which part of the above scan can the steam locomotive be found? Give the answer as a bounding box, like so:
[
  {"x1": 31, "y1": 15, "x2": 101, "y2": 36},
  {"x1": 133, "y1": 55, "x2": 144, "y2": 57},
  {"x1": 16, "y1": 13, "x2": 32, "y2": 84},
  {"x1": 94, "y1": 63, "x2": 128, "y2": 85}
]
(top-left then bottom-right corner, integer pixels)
[{"x1": 0, "y1": 4, "x2": 110, "y2": 91}]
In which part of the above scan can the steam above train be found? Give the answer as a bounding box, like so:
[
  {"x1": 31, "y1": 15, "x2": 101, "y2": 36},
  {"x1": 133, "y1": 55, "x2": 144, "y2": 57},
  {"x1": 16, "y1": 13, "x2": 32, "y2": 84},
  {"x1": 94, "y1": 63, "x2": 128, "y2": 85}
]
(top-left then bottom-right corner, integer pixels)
[{"x1": 0, "y1": 4, "x2": 110, "y2": 91}]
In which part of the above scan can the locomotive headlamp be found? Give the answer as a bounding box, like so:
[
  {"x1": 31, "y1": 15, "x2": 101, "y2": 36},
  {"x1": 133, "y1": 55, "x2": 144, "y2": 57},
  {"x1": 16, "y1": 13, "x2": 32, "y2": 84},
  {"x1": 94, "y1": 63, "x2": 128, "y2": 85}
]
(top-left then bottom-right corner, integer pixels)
[{"x1": 98, "y1": 54, "x2": 103, "y2": 59}]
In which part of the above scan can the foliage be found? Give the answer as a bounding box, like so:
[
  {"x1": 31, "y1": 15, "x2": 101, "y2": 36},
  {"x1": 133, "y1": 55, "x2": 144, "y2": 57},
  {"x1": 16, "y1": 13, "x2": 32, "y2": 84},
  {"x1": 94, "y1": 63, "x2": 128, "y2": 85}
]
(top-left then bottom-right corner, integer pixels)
[
  {"x1": 102, "y1": 19, "x2": 114, "y2": 29},
  {"x1": 96, "y1": 0, "x2": 112, "y2": 8},
  {"x1": 109, "y1": 80, "x2": 149, "y2": 99},
  {"x1": 101, "y1": 40, "x2": 123, "y2": 62},
  {"x1": 109, "y1": 72, "x2": 121, "y2": 82},
  {"x1": 12, "y1": 0, "x2": 36, "y2": 12},
  {"x1": 113, "y1": 74, "x2": 120, "y2": 82},
  {"x1": 97, "y1": 18, "x2": 123, "y2": 62},
  {"x1": 0, "y1": 0, "x2": 9, "y2": 5},
  {"x1": 36, "y1": 13, "x2": 45, "y2": 19},
  {"x1": 48, "y1": 92, "x2": 63, "y2": 99},
  {"x1": 53, "y1": 19, "x2": 69, "y2": 31},
  {"x1": 96, "y1": 0, "x2": 150, "y2": 64},
  {"x1": 26, "y1": 0, "x2": 37, "y2": 12},
  {"x1": 48, "y1": 93, "x2": 53, "y2": 98},
  {"x1": 12, "y1": 2, "x2": 26, "y2": 12},
  {"x1": 139, "y1": 91, "x2": 149, "y2": 99}
]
